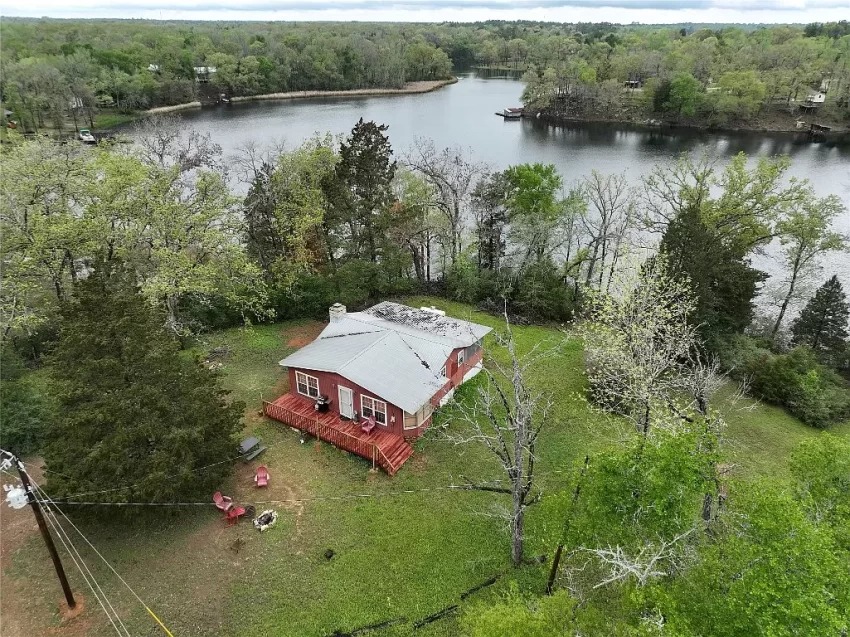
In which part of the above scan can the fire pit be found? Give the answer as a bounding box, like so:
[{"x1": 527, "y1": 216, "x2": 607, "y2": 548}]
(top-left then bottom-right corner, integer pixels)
[{"x1": 252, "y1": 509, "x2": 278, "y2": 531}]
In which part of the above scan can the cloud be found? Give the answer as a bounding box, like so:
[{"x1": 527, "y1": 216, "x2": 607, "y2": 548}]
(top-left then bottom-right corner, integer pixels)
[{"x1": 3, "y1": 0, "x2": 848, "y2": 22}]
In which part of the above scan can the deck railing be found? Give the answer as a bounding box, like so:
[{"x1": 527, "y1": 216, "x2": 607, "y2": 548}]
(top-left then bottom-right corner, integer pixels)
[{"x1": 263, "y1": 400, "x2": 389, "y2": 471}]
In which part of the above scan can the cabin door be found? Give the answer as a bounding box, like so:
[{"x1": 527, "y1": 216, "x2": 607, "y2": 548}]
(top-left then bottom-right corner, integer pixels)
[{"x1": 338, "y1": 386, "x2": 355, "y2": 419}]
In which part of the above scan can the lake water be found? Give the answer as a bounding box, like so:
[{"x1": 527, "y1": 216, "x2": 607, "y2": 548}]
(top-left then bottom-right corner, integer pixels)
[{"x1": 176, "y1": 72, "x2": 850, "y2": 308}]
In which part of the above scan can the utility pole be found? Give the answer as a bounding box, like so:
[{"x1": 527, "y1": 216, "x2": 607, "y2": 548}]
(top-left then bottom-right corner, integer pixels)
[{"x1": 2, "y1": 451, "x2": 76, "y2": 608}]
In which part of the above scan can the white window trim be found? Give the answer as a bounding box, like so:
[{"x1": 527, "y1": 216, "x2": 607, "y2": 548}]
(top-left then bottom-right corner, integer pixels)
[
  {"x1": 360, "y1": 395, "x2": 387, "y2": 425},
  {"x1": 457, "y1": 349, "x2": 466, "y2": 366},
  {"x1": 295, "y1": 371, "x2": 320, "y2": 398},
  {"x1": 440, "y1": 365, "x2": 447, "y2": 378}
]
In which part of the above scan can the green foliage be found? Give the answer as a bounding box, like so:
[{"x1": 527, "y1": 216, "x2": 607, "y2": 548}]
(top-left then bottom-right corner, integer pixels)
[
  {"x1": 665, "y1": 481, "x2": 850, "y2": 637},
  {"x1": 736, "y1": 342, "x2": 850, "y2": 428},
  {"x1": 44, "y1": 265, "x2": 244, "y2": 506},
  {"x1": 664, "y1": 72, "x2": 702, "y2": 116},
  {"x1": 661, "y1": 205, "x2": 765, "y2": 348},
  {"x1": 791, "y1": 433, "x2": 850, "y2": 550},
  {"x1": 244, "y1": 136, "x2": 338, "y2": 288},
  {"x1": 0, "y1": 347, "x2": 54, "y2": 455},
  {"x1": 328, "y1": 118, "x2": 397, "y2": 263},
  {"x1": 463, "y1": 587, "x2": 576, "y2": 637},
  {"x1": 1, "y1": 135, "x2": 268, "y2": 338},
  {"x1": 791, "y1": 275, "x2": 849, "y2": 366},
  {"x1": 567, "y1": 428, "x2": 714, "y2": 553}
]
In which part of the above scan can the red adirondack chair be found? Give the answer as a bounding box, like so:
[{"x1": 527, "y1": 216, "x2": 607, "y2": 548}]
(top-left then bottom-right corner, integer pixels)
[
  {"x1": 360, "y1": 416, "x2": 377, "y2": 434},
  {"x1": 213, "y1": 491, "x2": 233, "y2": 512},
  {"x1": 226, "y1": 505, "x2": 247, "y2": 526},
  {"x1": 254, "y1": 465, "x2": 269, "y2": 488}
]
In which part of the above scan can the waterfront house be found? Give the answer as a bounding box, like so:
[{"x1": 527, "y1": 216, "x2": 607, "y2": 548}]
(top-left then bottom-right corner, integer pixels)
[
  {"x1": 263, "y1": 302, "x2": 491, "y2": 474},
  {"x1": 193, "y1": 66, "x2": 217, "y2": 83}
]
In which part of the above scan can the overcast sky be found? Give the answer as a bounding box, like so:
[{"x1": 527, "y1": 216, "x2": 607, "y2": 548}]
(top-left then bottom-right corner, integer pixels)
[{"x1": 2, "y1": 0, "x2": 847, "y2": 23}]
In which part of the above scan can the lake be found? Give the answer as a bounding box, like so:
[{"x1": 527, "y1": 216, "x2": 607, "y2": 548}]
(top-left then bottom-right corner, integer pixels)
[{"x1": 176, "y1": 72, "x2": 850, "y2": 306}]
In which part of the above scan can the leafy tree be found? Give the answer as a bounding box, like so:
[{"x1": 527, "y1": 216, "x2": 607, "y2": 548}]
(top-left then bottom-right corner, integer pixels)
[
  {"x1": 665, "y1": 482, "x2": 850, "y2": 637},
  {"x1": 742, "y1": 345, "x2": 850, "y2": 428},
  {"x1": 0, "y1": 347, "x2": 54, "y2": 455},
  {"x1": 579, "y1": 256, "x2": 700, "y2": 434},
  {"x1": 471, "y1": 171, "x2": 510, "y2": 272},
  {"x1": 463, "y1": 588, "x2": 576, "y2": 637},
  {"x1": 44, "y1": 264, "x2": 244, "y2": 505},
  {"x1": 503, "y1": 163, "x2": 566, "y2": 267},
  {"x1": 791, "y1": 433, "x2": 850, "y2": 551},
  {"x1": 327, "y1": 119, "x2": 397, "y2": 263},
  {"x1": 791, "y1": 275, "x2": 849, "y2": 365},
  {"x1": 664, "y1": 72, "x2": 702, "y2": 116},
  {"x1": 771, "y1": 195, "x2": 847, "y2": 339},
  {"x1": 244, "y1": 137, "x2": 338, "y2": 286},
  {"x1": 661, "y1": 205, "x2": 766, "y2": 347}
]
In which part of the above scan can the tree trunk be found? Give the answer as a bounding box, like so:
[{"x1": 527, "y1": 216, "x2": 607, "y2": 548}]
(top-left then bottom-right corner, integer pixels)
[
  {"x1": 771, "y1": 250, "x2": 803, "y2": 339},
  {"x1": 511, "y1": 492, "x2": 525, "y2": 567}
]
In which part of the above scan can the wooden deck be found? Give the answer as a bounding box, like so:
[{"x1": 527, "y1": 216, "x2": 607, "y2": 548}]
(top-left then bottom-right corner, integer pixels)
[{"x1": 263, "y1": 393, "x2": 414, "y2": 476}]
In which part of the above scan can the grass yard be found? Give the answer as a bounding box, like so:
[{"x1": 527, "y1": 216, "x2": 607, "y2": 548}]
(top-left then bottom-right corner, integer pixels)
[{"x1": 2, "y1": 297, "x2": 847, "y2": 637}]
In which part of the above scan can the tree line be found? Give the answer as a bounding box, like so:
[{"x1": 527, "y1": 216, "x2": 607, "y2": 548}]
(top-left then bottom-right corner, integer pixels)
[
  {"x1": 520, "y1": 22, "x2": 850, "y2": 126},
  {"x1": 3, "y1": 18, "x2": 849, "y2": 132}
]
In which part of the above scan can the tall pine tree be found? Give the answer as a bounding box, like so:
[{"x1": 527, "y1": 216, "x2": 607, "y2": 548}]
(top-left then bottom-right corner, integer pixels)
[
  {"x1": 326, "y1": 119, "x2": 396, "y2": 263},
  {"x1": 660, "y1": 205, "x2": 766, "y2": 349},
  {"x1": 45, "y1": 264, "x2": 244, "y2": 506},
  {"x1": 791, "y1": 275, "x2": 849, "y2": 366}
]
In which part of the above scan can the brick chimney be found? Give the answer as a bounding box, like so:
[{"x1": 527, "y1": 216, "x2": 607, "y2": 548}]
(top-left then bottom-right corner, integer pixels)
[{"x1": 329, "y1": 303, "x2": 347, "y2": 323}]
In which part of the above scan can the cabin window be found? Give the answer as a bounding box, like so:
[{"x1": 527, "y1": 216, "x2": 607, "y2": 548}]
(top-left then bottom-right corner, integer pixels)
[
  {"x1": 440, "y1": 365, "x2": 447, "y2": 378},
  {"x1": 361, "y1": 395, "x2": 387, "y2": 425},
  {"x1": 457, "y1": 349, "x2": 466, "y2": 367},
  {"x1": 295, "y1": 371, "x2": 320, "y2": 398}
]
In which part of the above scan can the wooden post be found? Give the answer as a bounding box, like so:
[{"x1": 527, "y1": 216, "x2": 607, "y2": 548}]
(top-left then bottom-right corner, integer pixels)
[{"x1": 7, "y1": 454, "x2": 76, "y2": 608}]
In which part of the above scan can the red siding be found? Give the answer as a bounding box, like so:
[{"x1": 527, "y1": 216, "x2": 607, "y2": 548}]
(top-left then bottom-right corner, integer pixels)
[
  {"x1": 288, "y1": 368, "x2": 406, "y2": 437},
  {"x1": 430, "y1": 346, "x2": 484, "y2": 409},
  {"x1": 286, "y1": 340, "x2": 484, "y2": 440}
]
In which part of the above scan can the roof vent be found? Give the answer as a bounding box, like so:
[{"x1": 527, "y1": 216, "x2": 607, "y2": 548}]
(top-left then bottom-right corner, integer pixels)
[{"x1": 420, "y1": 306, "x2": 446, "y2": 317}]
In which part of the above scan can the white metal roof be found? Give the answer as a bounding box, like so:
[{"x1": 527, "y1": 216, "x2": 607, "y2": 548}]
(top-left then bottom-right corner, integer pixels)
[{"x1": 279, "y1": 303, "x2": 491, "y2": 413}]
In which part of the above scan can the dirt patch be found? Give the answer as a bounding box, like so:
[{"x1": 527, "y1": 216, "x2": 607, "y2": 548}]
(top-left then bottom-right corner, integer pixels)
[{"x1": 284, "y1": 323, "x2": 325, "y2": 349}]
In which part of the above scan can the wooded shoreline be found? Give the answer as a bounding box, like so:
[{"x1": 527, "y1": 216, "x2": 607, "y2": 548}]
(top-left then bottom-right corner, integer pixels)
[
  {"x1": 144, "y1": 77, "x2": 458, "y2": 116},
  {"x1": 533, "y1": 110, "x2": 850, "y2": 140}
]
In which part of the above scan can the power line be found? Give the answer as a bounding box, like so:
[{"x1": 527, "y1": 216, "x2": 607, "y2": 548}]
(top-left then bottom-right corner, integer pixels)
[
  {"x1": 36, "y1": 487, "x2": 130, "y2": 637},
  {"x1": 28, "y1": 475, "x2": 176, "y2": 637}
]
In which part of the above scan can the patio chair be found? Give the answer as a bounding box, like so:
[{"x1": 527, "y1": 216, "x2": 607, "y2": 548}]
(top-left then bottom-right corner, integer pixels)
[
  {"x1": 360, "y1": 416, "x2": 377, "y2": 434},
  {"x1": 254, "y1": 465, "x2": 269, "y2": 488},
  {"x1": 226, "y1": 505, "x2": 247, "y2": 526},
  {"x1": 213, "y1": 491, "x2": 233, "y2": 512}
]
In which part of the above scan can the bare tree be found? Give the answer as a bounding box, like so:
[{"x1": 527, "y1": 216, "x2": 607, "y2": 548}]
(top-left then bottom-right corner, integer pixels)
[
  {"x1": 133, "y1": 113, "x2": 223, "y2": 174},
  {"x1": 442, "y1": 312, "x2": 556, "y2": 566},
  {"x1": 579, "y1": 171, "x2": 638, "y2": 290},
  {"x1": 404, "y1": 138, "x2": 488, "y2": 270},
  {"x1": 229, "y1": 138, "x2": 288, "y2": 187},
  {"x1": 580, "y1": 528, "x2": 694, "y2": 589}
]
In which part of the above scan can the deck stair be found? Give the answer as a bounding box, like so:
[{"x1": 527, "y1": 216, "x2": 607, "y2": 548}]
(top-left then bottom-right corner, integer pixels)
[{"x1": 263, "y1": 393, "x2": 413, "y2": 475}]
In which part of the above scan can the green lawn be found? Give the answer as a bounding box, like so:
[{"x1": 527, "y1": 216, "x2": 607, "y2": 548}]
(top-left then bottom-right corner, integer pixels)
[
  {"x1": 93, "y1": 111, "x2": 141, "y2": 130},
  {"x1": 6, "y1": 297, "x2": 846, "y2": 636}
]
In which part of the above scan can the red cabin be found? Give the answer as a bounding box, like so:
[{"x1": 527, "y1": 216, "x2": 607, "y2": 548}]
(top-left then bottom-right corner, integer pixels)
[{"x1": 263, "y1": 302, "x2": 491, "y2": 474}]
